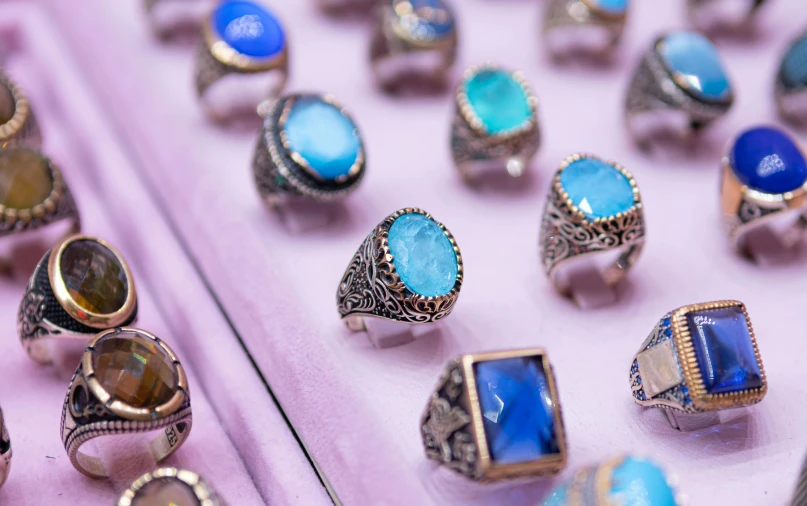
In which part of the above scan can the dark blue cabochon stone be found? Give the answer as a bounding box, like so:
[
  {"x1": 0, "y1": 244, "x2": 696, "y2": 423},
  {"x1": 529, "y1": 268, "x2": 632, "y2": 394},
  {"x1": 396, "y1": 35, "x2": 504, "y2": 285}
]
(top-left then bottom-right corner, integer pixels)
[{"x1": 730, "y1": 126, "x2": 807, "y2": 194}]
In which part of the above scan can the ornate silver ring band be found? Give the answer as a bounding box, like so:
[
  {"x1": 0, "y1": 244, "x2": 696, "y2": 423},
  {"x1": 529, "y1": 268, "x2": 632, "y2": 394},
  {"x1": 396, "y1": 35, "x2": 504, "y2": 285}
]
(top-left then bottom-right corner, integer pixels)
[{"x1": 118, "y1": 467, "x2": 224, "y2": 506}]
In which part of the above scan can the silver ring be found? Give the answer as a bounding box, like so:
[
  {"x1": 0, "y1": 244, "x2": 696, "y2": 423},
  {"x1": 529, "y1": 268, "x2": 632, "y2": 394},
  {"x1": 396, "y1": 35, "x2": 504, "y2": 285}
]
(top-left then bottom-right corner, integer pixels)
[
  {"x1": 539, "y1": 153, "x2": 645, "y2": 299},
  {"x1": 194, "y1": 0, "x2": 289, "y2": 120},
  {"x1": 630, "y1": 300, "x2": 766, "y2": 416},
  {"x1": 450, "y1": 64, "x2": 541, "y2": 181},
  {"x1": 421, "y1": 348, "x2": 567, "y2": 481},
  {"x1": 0, "y1": 70, "x2": 41, "y2": 149},
  {"x1": 18, "y1": 234, "x2": 138, "y2": 365},
  {"x1": 143, "y1": 0, "x2": 208, "y2": 40},
  {"x1": 337, "y1": 207, "x2": 463, "y2": 331},
  {"x1": 369, "y1": 0, "x2": 458, "y2": 93},
  {"x1": 687, "y1": 0, "x2": 768, "y2": 34},
  {"x1": 117, "y1": 467, "x2": 224, "y2": 506},
  {"x1": 0, "y1": 406, "x2": 10, "y2": 490},
  {"x1": 776, "y1": 30, "x2": 807, "y2": 125},
  {"x1": 61, "y1": 328, "x2": 192, "y2": 479},
  {"x1": 542, "y1": 0, "x2": 629, "y2": 59},
  {"x1": 720, "y1": 125, "x2": 807, "y2": 258},
  {"x1": 624, "y1": 31, "x2": 733, "y2": 146},
  {"x1": 253, "y1": 92, "x2": 366, "y2": 206}
]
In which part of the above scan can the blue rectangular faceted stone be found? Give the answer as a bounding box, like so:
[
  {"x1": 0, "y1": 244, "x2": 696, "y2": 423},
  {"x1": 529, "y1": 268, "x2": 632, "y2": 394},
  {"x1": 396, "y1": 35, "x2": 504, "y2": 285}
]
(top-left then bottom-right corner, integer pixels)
[
  {"x1": 685, "y1": 306, "x2": 763, "y2": 395},
  {"x1": 473, "y1": 356, "x2": 560, "y2": 464}
]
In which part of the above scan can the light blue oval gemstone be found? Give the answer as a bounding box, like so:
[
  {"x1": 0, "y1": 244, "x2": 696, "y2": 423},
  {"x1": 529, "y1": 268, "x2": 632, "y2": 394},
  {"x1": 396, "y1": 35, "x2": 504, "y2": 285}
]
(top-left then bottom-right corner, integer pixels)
[
  {"x1": 609, "y1": 457, "x2": 677, "y2": 506},
  {"x1": 559, "y1": 158, "x2": 635, "y2": 219},
  {"x1": 464, "y1": 69, "x2": 532, "y2": 135},
  {"x1": 585, "y1": 0, "x2": 629, "y2": 15},
  {"x1": 283, "y1": 97, "x2": 361, "y2": 181},
  {"x1": 388, "y1": 213, "x2": 458, "y2": 297},
  {"x1": 212, "y1": 0, "x2": 285, "y2": 58},
  {"x1": 658, "y1": 31, "x2": 731, "y2": 103},
  {"x1": 779, "y1": 33, "x2": 807, "y2": 91}
]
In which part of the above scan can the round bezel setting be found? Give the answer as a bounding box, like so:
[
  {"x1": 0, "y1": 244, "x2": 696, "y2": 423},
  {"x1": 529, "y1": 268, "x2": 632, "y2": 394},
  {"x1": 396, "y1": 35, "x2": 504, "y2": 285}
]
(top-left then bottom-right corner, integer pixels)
[
  {"x1": 0, "y1": 72, "x2": 31, "y2": 144},
  {"x1": 48, "y1": 234, "x2": 137, "y2": 329},
  {"x1": 0, "y1": 147, "x2": 64, "y2": 225},
  {"x1": 118, "y1": 467, "x2": 220, "y2": 506}
]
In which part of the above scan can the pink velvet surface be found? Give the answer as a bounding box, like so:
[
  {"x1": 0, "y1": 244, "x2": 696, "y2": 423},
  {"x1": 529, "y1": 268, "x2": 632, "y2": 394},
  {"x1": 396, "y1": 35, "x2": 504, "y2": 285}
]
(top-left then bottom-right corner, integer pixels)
[
  {"x1": 0, "y1": 4, "x2": 328, "y2": 505},
  {"x1": 43, "y1": 0, "x2": 807, "y2": 504}
]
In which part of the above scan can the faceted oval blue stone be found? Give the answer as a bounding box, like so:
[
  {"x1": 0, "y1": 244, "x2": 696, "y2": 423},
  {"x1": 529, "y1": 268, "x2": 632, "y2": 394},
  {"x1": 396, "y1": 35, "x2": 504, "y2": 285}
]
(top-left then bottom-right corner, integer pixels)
[
  {"x1": 211, "y1": 0, "x2": 285, "y2": 58},
  {"x1": 583, "y1": 0, "x2": 629, "y2": 15},
  {"x1": 609, "y1": 457, "x2": 677, "y2": 506},
  {"x1": 392, "y1": 0, "x2": 455, "y2": 42},
  {"x1": 283, "y1": 97, "x2": 362, "y2": 181},
  {"x1": 658, "y1": 31, "x2": 731, "y2": 103},
  {"x1": 730, "y1": 126, "x2": 807, "y2": 194},
  {"x1": 559, "y1": 158, "x2": 635, "y2": 220},
  {"x1": 779, "y1": 33, "x2": 807, "y2": 91},
  {"x1": 388, "y1": 213, "x2": 458, "y2": 297},
  {"x1": 464, "y1": 69, "x2": 532, "y2": 135}
]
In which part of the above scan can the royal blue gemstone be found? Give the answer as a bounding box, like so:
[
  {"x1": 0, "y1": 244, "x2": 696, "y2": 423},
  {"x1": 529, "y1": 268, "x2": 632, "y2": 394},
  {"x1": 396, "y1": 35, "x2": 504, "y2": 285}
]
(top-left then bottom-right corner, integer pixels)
[
  {"x1": 283, "y1": 97, "x2": 362, "y2": 181},
  {"x1": 212, "y1": 0, "x2": 285, "y2": 58},
  {"x1": 608, "y1": 456, "x2": 677, "y2": 506},
  {"x1": 559, "y1": 158, "x2": 635, "y2": 220},
  {"x1": 474, "y1": 356, "x2": 560, "y2": 464},
  {"x1": 584, "y1": 0, "x2": 628, "y2": 15},
  {"x1": 730, "y1": 126, "x2": 807, "y2": 194},
  {"x1": 392, "y1": 0, "x2": 455, "y2": 41},
  {"x1": 686, "y1": 307, "x2": 763, "y2": 395},
  {"x1": 658, "y1": 31, "x2": 731, "y2": 103},
  {"x1": 388, "y1": 213, "x2": 458, "y2": 297},
  {"x1": 779, "y1": 33, "x2": 807, "y2": 91},
  {"x1": 464, "y1": 69, "x2": 533, "y2": 135}
]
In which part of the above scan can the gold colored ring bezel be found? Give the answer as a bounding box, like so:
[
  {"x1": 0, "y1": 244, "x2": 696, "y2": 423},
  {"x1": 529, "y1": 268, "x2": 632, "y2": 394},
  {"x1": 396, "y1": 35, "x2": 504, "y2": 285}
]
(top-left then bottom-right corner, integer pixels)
[
  {"x1": 82, "y1": 328, "x2": 189, "y2": 422},
  {"x1": 0, "y1": 72, "x2": 31, "y2": 143},
  {"x1": 456, "y1": 63, "x2": 539, "y2": 140},
  {"x1": 48, "y1": 234, "x2": 137, "y2": 329},
  {"x1": 389, "y1": 0, "x2": 457, "y2": 49},
  {"x1": 202, "y1": 4, "x2": 288, "y2": 72},
  {"x1": 654, "y1": 34, "x2": 734, "y2": 107},
  {"x1": 581, "y1": 0, "x2": 629, "y2": 20},
  {"x1": 670, "y1": 300, "x2": 767, "y2": 412},
  {"x1": 0, "y1": 147, "x2": 64, "y2": 226},
  {"x1": 462, "y1": 348, "x2": 567, "y2": 480},
  {"x1": 277, "y1": 93, "x2": 366, "y2": 185},
  {"x1": 118, "y1": 467, "x2": 218, "y2": 506},
  {"x1": 377, "y1": 207, "x2": 464, "y2": 306},
  {"x1": 553, "y1": 153, "x2": 643, "y2": 225}
]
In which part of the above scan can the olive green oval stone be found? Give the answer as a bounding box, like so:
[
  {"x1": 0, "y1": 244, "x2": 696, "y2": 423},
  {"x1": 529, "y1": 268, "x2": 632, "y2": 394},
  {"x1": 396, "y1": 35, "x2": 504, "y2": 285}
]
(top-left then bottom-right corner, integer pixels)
[
  {"x1": 60, "y1": 239, "x2": 128, "y2": 315},
  {"x1": 133, "y1": 478, "x2": 198, "y2": 506},
  {"x1": 0, "y1": 81, "x2": 15, "y2": 125},
  {"x1": 92, "y1": 331, "x2": 178, "y2": 408},
  {"x1": 0, "y1": 148, "x2": 53, "y2": 210}
]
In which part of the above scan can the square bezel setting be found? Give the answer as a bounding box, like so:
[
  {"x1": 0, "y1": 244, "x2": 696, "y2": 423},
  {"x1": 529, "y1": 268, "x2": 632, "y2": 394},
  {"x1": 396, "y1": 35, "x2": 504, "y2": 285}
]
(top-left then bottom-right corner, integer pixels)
[
  {"x1": 671, "y1": 300, "x2": 767, "y2": 411},
  {"x1": 463, "y1": 349, "x2": 567, "y2": 480}
]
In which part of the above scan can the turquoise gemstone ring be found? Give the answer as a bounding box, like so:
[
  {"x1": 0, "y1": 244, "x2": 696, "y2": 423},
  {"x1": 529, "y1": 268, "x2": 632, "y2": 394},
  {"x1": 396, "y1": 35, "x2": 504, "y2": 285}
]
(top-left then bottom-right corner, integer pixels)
[
  {"x1": 0, "y1": 406, "x2": 9, "y2": 489},
  {"x1": 542, "y1": 0, "x2": 629, "y2": 60},
  {"x1": 625, "y1": 31, "x2": 733, "y2": 147},
  {"x1": 630, "y1": 300, "x2": 767, "y2": 426},
  {"x1": 539, "y1": 153, "x2": 645, "y2": 301},
  {"x1": 253, "y1": 92, "x2": 366, "y2": 205},
  {"x1": 776, "y1": 30, "x2": 807, "y2": 125},
  {"x1": 337, "y1": 208, "x2": 463, "y2": 331},
  {"x1": 451, "y1": 64, "x2": 541, "y2": 180},
  {"x1": 421, "y1": 348, "x2": 567, "y2": 481}
]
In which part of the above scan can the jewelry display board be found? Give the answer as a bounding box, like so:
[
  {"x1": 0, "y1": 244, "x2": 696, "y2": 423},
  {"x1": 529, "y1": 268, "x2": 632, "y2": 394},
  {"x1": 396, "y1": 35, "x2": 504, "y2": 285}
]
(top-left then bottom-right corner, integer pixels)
[
  {"x1": 40, "y1": 0, "x2": 807, "y2": 504},
  {"x1": 0, "y1": 4, "x2": 326, "y2": 504}
]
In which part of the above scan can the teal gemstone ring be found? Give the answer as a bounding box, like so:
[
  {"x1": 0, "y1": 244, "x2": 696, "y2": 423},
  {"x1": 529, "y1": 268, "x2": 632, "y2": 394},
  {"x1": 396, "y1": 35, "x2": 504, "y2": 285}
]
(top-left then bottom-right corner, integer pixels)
[
  {"x1": 630, "y1": 300, "x2": 767, "y2": 423},
  {"x1": 0, "y1": 406, "x2": 10, "y2": 489},
  {"x1": 451, "y1": 64, "x2": 541, "y2": 180},
  {"x1": 539, "y1": 153, "x2": 645, "y2": 300},
  {"x1": 421, "y1": 348, "x2": 567, "y2": 481},
  {"x1": 253, "y1": 92, "x2": 366, "y2": 205},
  {"x1": 776, "y1": 30, "x2": 807, "y2": 124},
  {"x1": 336, "y1": 208, "x2": 463, "y2": 331},
  {"x1": 542, "y1": 0, "x2": 629, "y2": 59}
]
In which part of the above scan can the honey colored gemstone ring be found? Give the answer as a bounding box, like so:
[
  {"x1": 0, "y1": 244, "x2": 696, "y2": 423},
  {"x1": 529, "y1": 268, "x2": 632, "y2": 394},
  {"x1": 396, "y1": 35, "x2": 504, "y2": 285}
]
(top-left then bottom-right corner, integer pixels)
[
  {"x1": 0, "y1": 406, "x2": 10, "y2": 489},
  {"x1": 17, "y1": 234, "x2": 137, "y2": 365},
  {"x1": 61, "y1": 328, "x2": 192, "y2": 479},
  {"x1": 118, "y1": 467, "x2": 224, "y2": 506},
  {"x1": 0, "y1": 70, "x2": 41, "y2": 148}
]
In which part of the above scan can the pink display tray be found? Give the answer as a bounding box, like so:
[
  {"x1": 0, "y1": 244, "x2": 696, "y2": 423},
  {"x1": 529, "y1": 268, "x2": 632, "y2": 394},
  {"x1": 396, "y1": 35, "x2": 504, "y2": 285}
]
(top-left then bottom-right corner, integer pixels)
[
  {"x1": 0, "y1": 4, "x2": 327, "y2": 504},
  {"x1": 45, "y1": 0, "x2": 807, "y2": 504}
]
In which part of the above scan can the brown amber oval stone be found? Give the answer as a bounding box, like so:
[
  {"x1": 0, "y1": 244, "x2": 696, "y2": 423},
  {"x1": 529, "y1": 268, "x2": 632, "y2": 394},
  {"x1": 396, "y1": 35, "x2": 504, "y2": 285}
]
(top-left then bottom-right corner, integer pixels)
[
  {"x1": 133, "y1": 478, "x2": 198, "y2": 506},
  {"x1": 0, "y1": 80, "x2": 15, "y2": 125},
  {"x1": 92, "y1": 331, "x2": 178, "y2": 408},
  {"x1": 60, "y1": 239, "x2": 128, "y2": 315},
  {"x1": 0, "y1": 148, "x2": 53, "y2": 210}
]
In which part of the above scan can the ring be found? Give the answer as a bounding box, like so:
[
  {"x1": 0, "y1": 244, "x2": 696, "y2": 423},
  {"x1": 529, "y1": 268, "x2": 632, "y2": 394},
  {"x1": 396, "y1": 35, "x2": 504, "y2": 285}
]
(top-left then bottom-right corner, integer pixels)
[
  {"x1": 336, "y1": 208, "x2": 462, "y2": 331},
  {"x1": 17, "y1": 234, "x2": 137, "y2": 365},
  {"x1": 143, "y1": 0, "x2": 209, "y2": 40},
  {"x1": 541, "y1": 455, "x2": 681, "y2": 505},
  {"x1": 721, "y1": 125, "x2": 807, "y2": 257},
  {"x1": 539, "y1": 153, "x2": 645, "y2": 298},
  {"x1": 625, "y1": 31, "x2": 733, "y2": 144},
  {"x1": 0, "y1": 70, "x2": 41, "y2": 148},
  {"x1": 421, "y1": 348, "x2": 567, "y2": 481},
  {"x1": 117, "y1": 467, "x2": 223, "y2": 506},
  {"x1": 195, "y1": 0, "x2": 288, "y2": 120},
  {"x1": 630, "y1": 300, "x2": 766, "y2": 416},
  {"x1": 0, "y1": 406, "x2": 10, "y2": 489},
  {"x1": 687, "y1": 0, "x2": 768, "y2": 34},
  {"x1": 542, "y1": 0, "x2": 629, "y2": 59},
  {"x1": 369, "y1": 0, "x2": 458, "y2": 93},
  {"x1": 450, "y1": 64, "x2": 540, "y2": 181},
  {"x1": 776, "y1": 30, "x2": 807, "y2": 125},
  {"x1": 61, "y1": 328, "x2": 192, "y2": 478},
  {"x1": 0, "y1": 146, "x2": 80, "y2": 239},
  {"x1": 253, "y1": 92, "x2": 366, "y2": 206}
]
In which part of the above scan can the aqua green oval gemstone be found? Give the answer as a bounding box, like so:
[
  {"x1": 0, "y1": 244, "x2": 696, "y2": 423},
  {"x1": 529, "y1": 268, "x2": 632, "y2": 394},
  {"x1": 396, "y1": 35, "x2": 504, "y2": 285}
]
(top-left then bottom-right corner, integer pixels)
[
  {"x1": 464, "y1": 69, "x2": 532, "y2": 135},
  {"x1": 609, "y1": 456, "x2": 677, "y2": 506},
  {"x1": 388, "y1": 213, "x2": 458, "y2": 297},
  {"x1": 559, "y1": 158, "x2": 635, "y2": 219}
]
